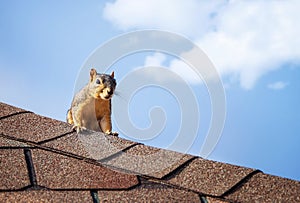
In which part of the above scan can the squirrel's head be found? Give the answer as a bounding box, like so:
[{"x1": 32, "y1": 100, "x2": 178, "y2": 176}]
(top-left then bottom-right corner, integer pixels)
[{"x1": 89, "y1": 68, "x2": 117, "y2": 100}]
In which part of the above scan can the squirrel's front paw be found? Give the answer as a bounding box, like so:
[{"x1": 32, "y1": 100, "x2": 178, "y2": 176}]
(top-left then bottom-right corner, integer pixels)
[{"x1": 72, "y1": 125, "x2": 87, "y2": 134}]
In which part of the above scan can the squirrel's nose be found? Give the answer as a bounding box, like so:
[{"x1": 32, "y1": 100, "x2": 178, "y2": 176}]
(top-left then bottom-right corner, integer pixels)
[{"x1": 107, "y1": 89, "x2": 113, "y2": 95}]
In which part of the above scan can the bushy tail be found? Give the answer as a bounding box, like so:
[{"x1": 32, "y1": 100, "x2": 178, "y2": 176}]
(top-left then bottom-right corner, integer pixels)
[{"x1": 66, "y1": 109, "x2": 74, "y2": 124}]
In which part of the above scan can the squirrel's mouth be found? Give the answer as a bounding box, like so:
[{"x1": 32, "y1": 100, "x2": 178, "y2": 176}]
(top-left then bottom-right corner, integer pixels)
[
  {"x1": 104, "y1": 95, "x2": 112, "y2": 100},
  {"x1": 98, "y1": 93, "x2": 112, "y2": 100},
  {"x1": 97, "y1": 88, "x2": 114, "y2": 100}
]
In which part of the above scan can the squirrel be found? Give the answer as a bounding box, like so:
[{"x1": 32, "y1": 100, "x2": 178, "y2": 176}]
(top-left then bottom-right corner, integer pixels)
[{"x1": 67, "y1": 68, "x2": 118, "y2": 135}]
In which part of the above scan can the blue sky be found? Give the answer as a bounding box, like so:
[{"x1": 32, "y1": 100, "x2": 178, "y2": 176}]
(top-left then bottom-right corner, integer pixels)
[{"x1": 1, "y1": 1, "x2": 300, "y2": 181}]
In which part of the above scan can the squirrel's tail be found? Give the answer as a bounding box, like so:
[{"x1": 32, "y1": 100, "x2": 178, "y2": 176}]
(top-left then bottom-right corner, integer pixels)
[{"x1": 66, "y1": 109, "x2": 74, "y2": 125}]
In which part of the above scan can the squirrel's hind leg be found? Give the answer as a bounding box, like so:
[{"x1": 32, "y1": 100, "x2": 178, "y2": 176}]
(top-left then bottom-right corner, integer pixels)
[{"x1": 66, "y1": 109, "x2": 74, "y2": 124}]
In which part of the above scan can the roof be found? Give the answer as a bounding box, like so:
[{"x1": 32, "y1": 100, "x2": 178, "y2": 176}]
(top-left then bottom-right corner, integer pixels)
[{"x1": 0, "y1": 102, "x2": 299, "y2": 202}]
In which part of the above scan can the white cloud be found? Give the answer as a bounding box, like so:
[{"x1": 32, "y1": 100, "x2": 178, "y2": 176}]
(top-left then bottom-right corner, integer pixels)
[
  {"x1": 198, "y1": 1, "x2": 300, "y2": 89},
  {"x1": 144, "y1": 52, "x2": 166, "y2": 67},
  {"x1": 103, "y1": 0, "x2": 224, "y2": 38},
  {"x1": 267, "y1": 81, "x2": 288, "y2": 90},
  {"x1": 168, "y1": 59, "x2": 201, "y2": 85},
  {"x1": 103, "y1": 0, "x2": 300, "y2": 89},
  {"x1": 141, "y1": 52, "x2": 201, "y2": 85}
]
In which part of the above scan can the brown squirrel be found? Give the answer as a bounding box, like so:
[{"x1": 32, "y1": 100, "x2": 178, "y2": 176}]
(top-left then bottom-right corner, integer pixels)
[{"x1": 67, "y1": 68, "x2": 118, "y2": 135}]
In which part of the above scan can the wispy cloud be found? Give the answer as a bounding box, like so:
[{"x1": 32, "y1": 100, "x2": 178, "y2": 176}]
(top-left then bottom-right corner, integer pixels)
[
  {"x1": 267, "y1": 81, "x2": 288, "y2": 90},
  {"x1": 103, "y1": 0, "x2": 300, "y2": 89}
]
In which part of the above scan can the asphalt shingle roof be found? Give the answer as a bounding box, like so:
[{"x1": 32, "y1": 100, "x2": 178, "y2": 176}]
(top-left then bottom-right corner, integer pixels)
[{"x1": 0, "y1": 102, "x2": 299, "y2": 202}]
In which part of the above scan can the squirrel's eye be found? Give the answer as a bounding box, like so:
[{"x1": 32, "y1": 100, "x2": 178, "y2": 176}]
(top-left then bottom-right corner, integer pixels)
[{"x1": 96, "y1": 79, "x2": 101, "y2": 84}]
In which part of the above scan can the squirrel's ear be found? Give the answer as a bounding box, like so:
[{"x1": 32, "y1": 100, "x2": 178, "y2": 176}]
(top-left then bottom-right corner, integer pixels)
[
  {"x1": 111, "y1": 71, "x2": 115, "y2": 78},
  {"x1": 90, "y1": 68, "x2": 97, "y2": 82}
]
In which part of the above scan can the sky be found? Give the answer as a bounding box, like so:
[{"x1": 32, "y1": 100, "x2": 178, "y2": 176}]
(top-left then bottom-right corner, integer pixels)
[{"x1": 1, "y1": 0, "x2": 300, "y2": 181}]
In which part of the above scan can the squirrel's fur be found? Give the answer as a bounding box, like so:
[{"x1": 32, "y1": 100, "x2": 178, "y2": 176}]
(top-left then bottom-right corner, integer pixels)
[{"x1": 67, "y1": 68, "x2": 117, "y2": 135}]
